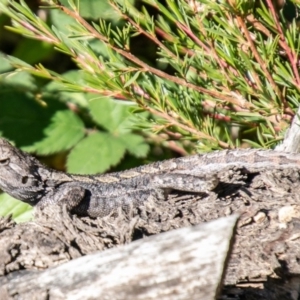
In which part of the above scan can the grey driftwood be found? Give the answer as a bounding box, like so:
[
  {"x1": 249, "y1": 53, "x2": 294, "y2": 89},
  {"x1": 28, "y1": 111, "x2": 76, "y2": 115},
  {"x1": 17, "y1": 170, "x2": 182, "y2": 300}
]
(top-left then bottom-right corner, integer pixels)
[{"x1": 0, "y1": 215, "x2": 238, "y2": 300}]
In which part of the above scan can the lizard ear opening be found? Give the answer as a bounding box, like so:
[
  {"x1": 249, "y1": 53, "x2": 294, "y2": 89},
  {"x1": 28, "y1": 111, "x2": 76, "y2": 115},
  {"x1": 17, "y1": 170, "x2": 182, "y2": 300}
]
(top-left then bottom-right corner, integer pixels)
[
  {"x1": 22, "y1": 176, "x2": 28, "y2": 184},
  {"x1": 0, "y1": 158, "x2": 10, "y2": 165}
]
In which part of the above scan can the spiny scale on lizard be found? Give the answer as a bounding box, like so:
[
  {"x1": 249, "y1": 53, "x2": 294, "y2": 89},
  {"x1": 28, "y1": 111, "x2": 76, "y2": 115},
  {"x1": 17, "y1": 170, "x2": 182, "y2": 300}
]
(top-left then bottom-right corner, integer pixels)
[{"x1": 0, "y1": 138, "x2": 300, "y2": 218}]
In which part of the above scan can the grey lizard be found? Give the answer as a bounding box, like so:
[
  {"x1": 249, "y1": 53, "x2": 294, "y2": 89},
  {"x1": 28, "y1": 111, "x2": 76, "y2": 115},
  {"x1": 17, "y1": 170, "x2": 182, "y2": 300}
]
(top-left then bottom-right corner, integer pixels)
[{"x1": 0, "y1": 138, "x2": 299, "y2": 217}]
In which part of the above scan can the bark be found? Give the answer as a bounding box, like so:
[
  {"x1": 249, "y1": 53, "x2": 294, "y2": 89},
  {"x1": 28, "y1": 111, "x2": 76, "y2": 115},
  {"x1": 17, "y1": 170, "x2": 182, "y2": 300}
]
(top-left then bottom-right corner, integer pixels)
[{"x1": 1, "y1": 166, "x2": 300, "y2": 299}]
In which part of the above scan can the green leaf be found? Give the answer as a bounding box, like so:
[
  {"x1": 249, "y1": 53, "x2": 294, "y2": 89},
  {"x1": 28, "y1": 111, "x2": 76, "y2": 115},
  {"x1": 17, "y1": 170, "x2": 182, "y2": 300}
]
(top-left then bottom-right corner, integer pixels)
[
  {"x1": 0, "y1": 88, "x2": 66, "y2": 147},
  {"x1": 242, "y1": 139, "x2": 264, "y2": 148},
  {"x1": 59, "y1": 0, "x2": 122, "y2": 20},
  {"x1": 123, "y1": 71, "x2": 141, "y2": 88},
  {"x1": 0, "y1": 53, "x2": 37, "y2": 91},
  {"x1": 23, "y1": 110, "x2": 85, "y2": 155},
  {"x1": 78, "y1": 0, "x2": 120, "y2": 20},
  {"x1": 12, "y1": 39, "x2": 54, "y2": 65},
  {"x1": 67, "y1": 132, "x2": 126, "y2": 174},
  {"x1": 0, "y1": 193, "x2": 32, "y2": 223},
  {"x1": 44, "y1": 70, "x2": 90, "y2": 107},
  {"x1": 49, "y1": 8, "x2": 78, "y2": 35},
  {"x1": 118, "y1": 133, "x2": 149, "y2": 157},
  {"x1": 89, "y1": 97, "x2": 134, "y2": 133}
]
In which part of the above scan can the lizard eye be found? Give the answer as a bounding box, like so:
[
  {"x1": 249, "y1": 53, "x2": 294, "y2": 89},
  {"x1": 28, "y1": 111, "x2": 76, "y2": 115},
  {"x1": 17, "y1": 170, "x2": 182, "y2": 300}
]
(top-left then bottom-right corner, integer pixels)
[{"x1": 0, "y1": 158, "x2": 9, "y2": 165}]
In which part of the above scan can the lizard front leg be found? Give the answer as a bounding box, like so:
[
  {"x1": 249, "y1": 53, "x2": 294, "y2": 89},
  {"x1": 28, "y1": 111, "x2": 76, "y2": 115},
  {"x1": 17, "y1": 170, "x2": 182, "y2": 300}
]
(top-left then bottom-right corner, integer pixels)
[
  {"x1": 75, "y1": 188, "x2": 165, "y2": 218},
  {"x1": 79, "y1": 173, "x2": 219, "y2": 218},
  {"x1": 36, "y1": 184, "x2": 87, "y2": 213}
]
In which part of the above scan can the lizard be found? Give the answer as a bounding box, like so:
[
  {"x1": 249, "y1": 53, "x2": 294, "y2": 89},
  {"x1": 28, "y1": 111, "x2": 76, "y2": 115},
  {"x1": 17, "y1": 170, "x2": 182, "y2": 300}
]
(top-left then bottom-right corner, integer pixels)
[{"x1": 0, "y1": 137, "x2": 300, "y2": 218}]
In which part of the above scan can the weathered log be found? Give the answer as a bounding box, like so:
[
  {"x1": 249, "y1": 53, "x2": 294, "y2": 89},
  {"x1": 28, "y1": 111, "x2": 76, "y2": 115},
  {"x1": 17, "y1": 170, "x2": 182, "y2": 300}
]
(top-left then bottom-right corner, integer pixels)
[
  {"x1": 1, "y1": 166, "x2": 300, "y2": 298},
  {"x1": 0, "y1": 215, "x2": 238, "y2": 300}
]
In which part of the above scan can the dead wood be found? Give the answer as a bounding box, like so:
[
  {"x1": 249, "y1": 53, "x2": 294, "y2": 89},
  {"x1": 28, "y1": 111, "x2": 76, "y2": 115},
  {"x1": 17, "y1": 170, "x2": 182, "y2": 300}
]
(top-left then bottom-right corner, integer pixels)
[
  {"x1": 0, "y1": 215, "x2": 237, "y2": 300},
  {"x1": 1, "y1": 166, "x2": 300, "y2": 299}
]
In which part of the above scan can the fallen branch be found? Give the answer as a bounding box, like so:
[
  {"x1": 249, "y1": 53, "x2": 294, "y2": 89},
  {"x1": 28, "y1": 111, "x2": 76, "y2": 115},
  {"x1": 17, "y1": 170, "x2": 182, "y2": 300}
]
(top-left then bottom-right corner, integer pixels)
[{"x1": 0, "y1": 215, "x2": 238, "y2": 300}]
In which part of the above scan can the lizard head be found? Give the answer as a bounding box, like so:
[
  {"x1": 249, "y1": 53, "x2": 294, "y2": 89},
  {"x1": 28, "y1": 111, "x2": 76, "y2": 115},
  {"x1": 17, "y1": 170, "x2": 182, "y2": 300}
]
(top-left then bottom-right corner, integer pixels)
[{"x1": 0, "y1": 138, "x2": 45, "y2": 204}]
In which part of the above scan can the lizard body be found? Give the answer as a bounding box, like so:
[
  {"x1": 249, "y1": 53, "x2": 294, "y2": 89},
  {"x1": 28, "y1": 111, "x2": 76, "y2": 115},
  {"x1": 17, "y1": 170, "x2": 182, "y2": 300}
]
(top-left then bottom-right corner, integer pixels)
[{"x1": 0, "y1": 138, "x2": 299, "y2": 217}]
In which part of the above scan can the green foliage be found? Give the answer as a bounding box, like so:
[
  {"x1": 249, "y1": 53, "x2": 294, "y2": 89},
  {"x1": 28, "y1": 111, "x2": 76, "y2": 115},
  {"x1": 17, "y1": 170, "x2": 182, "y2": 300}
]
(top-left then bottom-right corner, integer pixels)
[
  {"x1": 68, "y1": 132, "x2": 125, "y2": 173},
  {"x1": 0, "y1": 193, "x2": 32, "y2": 223},
  {"x1": 1, "y1": 0, "x2": 299, "y2": 149},
  {"x1": 89, "y1": 96, "x2": 133, "y2": 133},
  {"x1": 67, "y1": 97, "x2": 149, "y2": 174},
  {"x1": 24, "y1": 110, "x2": 85, "y2": 155},
  {"x1": 0, "y1": 0, "x2": 299, "y2": 220}
]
